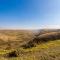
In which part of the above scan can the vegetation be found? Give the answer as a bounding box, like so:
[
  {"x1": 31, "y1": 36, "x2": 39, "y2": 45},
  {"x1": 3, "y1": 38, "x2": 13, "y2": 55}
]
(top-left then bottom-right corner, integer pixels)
[{"x1": 0, "y1": 29, "x2": 60, "y2": 60}]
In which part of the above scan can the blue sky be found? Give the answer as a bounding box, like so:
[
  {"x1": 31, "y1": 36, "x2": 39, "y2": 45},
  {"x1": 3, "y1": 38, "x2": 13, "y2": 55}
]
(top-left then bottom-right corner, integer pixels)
[{"x1": 0, "y1": 0, "x2": 60, "y2": 29}]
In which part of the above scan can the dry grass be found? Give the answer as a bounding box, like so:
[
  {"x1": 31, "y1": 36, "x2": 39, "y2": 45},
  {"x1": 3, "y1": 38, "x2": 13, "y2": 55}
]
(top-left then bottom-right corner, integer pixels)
[
  {"x1": 22, "y1": 31, "x2": 60, "y2": 48},
  {"x1": 0, "y1": 30, "x2": 35, "y2": 50},
  {"x1": 0, "y1": 40, "x2": 60, "y2": 60},
  {"x1": 0, "y1": 29, "x2": 60, "y2": 60}
]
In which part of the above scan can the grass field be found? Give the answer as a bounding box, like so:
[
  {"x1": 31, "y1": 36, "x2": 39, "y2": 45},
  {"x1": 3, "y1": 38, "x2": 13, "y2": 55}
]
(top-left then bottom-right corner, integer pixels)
[{"x1": 0, "y1": 29, "x2": 60, "y2": 60}]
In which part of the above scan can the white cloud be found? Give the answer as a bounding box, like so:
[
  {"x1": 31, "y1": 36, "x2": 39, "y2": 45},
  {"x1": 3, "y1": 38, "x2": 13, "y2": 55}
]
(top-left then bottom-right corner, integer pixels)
[{"x1": 40, "y1": 25, "x2": 60, "y2": 29}]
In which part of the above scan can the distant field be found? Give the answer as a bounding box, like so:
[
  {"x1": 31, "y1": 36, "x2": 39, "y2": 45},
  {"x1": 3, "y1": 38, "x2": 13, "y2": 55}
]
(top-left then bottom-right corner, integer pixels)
[
  {"x1": 0, "y1": 30, "x2": 35, "y2": 50},
  {"x1": 0, "y1": 29, "x2": 60, "y2": 60}
]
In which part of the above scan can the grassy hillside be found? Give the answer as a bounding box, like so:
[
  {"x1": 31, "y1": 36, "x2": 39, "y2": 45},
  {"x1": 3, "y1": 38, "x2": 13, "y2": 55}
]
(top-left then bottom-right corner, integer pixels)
[
  {"x1": 22, "y1": 30, "x2": 60, "y2": 48},
  {"x1": 0, "y1": 29, "x2": 60, "y2": 60},
  {"x1": 0, "y1": 40, "x2": 60, "y2": 60},
  {"x1": 0, "y1": 30, "x2": 35, "y2": 50}
]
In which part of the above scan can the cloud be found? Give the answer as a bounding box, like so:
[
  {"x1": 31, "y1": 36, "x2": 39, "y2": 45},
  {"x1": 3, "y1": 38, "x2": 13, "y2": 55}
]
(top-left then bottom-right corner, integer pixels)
[{"x1": 40, "y1": 25, "x2": 60, "y2": 29}]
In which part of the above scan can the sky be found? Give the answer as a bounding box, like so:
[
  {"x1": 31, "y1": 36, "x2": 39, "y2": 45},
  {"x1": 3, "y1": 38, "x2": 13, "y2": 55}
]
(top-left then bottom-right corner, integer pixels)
[{"x1": 0, "y1": 0, "x2": 60, "y2": 29}]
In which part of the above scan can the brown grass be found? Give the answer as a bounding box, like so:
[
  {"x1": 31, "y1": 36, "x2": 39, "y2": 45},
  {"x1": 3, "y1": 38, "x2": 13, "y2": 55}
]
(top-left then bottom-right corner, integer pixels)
[
  {"x1": 22, "y1": 31, "x2": 60, "y2": 48},
  {"x1": 0, "y1": 29, "x2": 60, "y2": 60}
]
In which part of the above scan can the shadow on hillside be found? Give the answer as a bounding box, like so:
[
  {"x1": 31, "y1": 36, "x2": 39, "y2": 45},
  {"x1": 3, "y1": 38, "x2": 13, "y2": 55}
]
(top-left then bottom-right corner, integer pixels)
[
  {"x1": 22, "y1": 32, "x2": 60, "y2": 49},
  {"x1": 4, "y1": 51, "x2": 18, "y2": 58}
]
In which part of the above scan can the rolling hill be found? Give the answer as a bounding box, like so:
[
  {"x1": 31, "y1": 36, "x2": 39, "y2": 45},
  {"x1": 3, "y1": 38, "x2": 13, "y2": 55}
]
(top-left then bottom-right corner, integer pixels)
[{"x1": 0, "y1": 29, "x2": 60, "y2": 60}]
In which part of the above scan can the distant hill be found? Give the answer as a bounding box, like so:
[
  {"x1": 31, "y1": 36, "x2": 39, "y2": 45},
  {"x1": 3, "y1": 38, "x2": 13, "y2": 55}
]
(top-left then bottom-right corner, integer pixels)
[{"x1": 0, "y1": 30, "x2": 35, "y2": 49}]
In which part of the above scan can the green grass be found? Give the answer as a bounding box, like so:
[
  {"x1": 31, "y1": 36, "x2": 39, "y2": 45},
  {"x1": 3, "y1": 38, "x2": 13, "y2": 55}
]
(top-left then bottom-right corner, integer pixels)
[
  {"x1": 21, "y1": 39, "x2": 60, "y2": 52},
  {"x1": 0, "y1": 40, "x2": 60, "y2": 60}
]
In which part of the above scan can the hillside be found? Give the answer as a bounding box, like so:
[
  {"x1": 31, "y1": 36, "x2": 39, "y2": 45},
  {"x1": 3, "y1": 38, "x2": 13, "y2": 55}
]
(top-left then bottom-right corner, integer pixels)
[
  {"x1": 0, "y1": 30, "x2": 35, "y2": 50},
  {"x1": 0, "y1": 29, "x2": 60, "y2": 60},
  {"x1": 22, "y1": 29, "x2": 60, "y2": 48}
]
